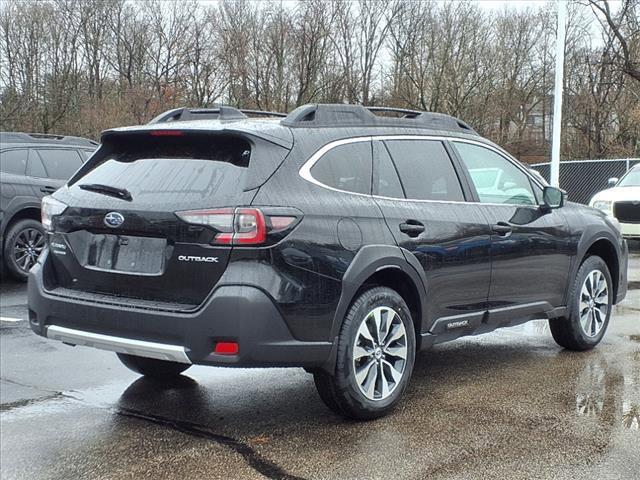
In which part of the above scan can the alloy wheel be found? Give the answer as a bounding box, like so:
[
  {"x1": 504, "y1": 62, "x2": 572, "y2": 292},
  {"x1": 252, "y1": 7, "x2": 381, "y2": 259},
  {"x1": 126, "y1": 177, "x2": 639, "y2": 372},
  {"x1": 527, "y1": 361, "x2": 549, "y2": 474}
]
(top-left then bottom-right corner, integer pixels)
[
  {"x1": 579, "y1": 269, "x2": 609, "y2": 338},
  {"x1": 352, "y1": 306, "x2": 408, "y2": 401},
  {"x1": 13, "y1": 228, "x2": 45, "y2": 273}
]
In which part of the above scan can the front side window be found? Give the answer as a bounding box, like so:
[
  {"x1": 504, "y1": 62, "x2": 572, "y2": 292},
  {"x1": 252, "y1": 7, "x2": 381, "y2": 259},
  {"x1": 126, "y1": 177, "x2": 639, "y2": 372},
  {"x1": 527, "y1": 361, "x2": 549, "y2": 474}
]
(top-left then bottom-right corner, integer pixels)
[
  {"x1": 36, "y1": 149, "x2": 83, "y2": 180},
  {"x1": 310, "y1": 141, "x2": 372, "y2": 195},
  {"x1": 80, "y1": 149, "x2": 96, "y2": 161},
  {"x1": 27, "y1": 150, "x2": 48, "y2": 177},
  {"x1": 384, "y1": 139, "x2": 464, "y2": 201},
  {"x1": 453, "y1": 142, "x2": 536, "y2": 206}
]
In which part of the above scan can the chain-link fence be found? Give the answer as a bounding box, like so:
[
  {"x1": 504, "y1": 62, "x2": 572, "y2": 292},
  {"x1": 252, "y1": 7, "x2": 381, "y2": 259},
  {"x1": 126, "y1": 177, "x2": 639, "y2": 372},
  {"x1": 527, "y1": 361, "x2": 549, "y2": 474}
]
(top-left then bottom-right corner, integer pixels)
[{"x1": 530, "y1": 158, "x2": 640, "y2": 205}]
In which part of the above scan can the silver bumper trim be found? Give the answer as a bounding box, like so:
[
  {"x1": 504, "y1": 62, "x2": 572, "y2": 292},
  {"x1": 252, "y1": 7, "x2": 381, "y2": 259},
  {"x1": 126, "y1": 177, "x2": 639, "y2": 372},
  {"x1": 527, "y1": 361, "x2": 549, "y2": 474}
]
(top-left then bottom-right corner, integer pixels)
[{"x1": 46, "y1": 325, "x2": 191, "y2": 364}]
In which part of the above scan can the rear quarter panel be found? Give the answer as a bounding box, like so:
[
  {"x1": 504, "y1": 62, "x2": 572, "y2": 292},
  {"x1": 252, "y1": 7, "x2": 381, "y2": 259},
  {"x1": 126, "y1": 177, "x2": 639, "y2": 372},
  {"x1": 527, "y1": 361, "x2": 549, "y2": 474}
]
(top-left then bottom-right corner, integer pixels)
[{"x1": 249, "y1": 131, "x2": 398, "y2": 342}]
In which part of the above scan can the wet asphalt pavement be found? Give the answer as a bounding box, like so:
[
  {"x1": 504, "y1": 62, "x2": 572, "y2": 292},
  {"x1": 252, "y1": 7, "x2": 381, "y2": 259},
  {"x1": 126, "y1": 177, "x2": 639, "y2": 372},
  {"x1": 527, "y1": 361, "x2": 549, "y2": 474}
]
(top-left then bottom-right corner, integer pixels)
[{"x1": 1, "y1": 255, "x2": 639, "y2": 480}]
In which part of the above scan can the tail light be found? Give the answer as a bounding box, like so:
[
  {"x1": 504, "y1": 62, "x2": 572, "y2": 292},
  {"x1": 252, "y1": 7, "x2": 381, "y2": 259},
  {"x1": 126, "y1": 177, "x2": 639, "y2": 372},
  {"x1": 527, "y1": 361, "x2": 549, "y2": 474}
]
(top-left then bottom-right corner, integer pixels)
[
  {"x1": 176, "y1": 207, "x2": 297, "y2": 245},
  {"x1": 41, "y1": 196, "x2": 68, "y2": 231}
]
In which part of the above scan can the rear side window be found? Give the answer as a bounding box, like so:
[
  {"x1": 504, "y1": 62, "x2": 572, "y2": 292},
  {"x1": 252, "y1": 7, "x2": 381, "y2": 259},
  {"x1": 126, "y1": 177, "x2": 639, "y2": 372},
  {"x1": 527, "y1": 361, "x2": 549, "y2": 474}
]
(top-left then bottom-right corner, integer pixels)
[
  {"x1": 384, "y1": 140, "x2": 464, "y2": 201},
  {"x1": 71, "y1": 135, "x2": 252, "y2": 208},
  {"x1": 373, "y1": 142, "x2": 404, "y2": 198},
  {"x1": 0, "y1": 149, "x2": 28, "y2": 175},
  {"x1": 36, "y1": 149, "x2": 83, "y2": 180},
  {"x1": 310, "y1": 141, "x2": 372, "y2": 195}
]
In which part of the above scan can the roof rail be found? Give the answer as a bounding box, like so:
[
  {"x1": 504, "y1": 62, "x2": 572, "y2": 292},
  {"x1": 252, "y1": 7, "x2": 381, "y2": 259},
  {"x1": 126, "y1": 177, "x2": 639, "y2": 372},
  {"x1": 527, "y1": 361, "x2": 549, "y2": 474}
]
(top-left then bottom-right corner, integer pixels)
[
  {"x1": 281, "y1": 104, "x2": 477, "y2": 134},
  {"x1": 148, "y1": 107, "x2": 287, "y2": 124},
  {"x1": 366, "y1": 106, "x2": 424, "y2": 118},
  {"x1": 0, "y1": 131, "x2": 98, "y2": 147}
]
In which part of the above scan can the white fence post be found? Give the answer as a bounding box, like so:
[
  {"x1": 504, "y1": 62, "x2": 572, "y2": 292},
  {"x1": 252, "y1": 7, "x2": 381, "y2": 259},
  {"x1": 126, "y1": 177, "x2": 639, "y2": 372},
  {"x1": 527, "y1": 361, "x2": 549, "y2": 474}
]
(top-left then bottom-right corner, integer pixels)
[{"x1": 550, "y1": 0, "x2": 566, "y2": 188}]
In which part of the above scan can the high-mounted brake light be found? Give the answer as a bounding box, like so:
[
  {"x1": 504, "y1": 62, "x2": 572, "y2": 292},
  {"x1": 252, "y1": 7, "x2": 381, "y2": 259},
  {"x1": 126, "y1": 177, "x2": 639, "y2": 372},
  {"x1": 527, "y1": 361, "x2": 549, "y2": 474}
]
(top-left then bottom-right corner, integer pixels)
[{"x1": 149, "y1": 130, "x2": 184, "y2": 136}]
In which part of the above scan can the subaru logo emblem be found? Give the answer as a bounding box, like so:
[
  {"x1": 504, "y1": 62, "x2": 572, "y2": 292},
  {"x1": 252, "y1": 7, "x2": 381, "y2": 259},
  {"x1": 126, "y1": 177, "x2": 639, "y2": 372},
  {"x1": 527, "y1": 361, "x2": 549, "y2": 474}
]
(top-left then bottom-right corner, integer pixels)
[{"x1": 104, "y1": 212, "x2": 125, "y2": 228}]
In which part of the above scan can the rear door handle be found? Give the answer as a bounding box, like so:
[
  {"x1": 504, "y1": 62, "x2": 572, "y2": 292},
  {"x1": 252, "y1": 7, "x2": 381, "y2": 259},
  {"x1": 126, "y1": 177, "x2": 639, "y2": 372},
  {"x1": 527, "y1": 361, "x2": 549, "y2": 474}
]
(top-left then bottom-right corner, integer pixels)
[
  {"x1": 40, "y1": 186, "x2": 56, "y2": 194},
  {"x1": 492, "y1": 222, "x2": 513, "y2": 236},
  {"x1": 399, "y1": 220, "x2": 425, "y2": 237}
]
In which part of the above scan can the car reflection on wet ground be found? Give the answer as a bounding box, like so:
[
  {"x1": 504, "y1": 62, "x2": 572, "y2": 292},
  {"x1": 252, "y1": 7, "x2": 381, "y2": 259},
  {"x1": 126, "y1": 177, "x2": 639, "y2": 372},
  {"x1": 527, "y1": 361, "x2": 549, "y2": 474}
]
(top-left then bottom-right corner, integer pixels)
[{"x1": 1, "y1": 252, "x2": 639, "y2": 480}]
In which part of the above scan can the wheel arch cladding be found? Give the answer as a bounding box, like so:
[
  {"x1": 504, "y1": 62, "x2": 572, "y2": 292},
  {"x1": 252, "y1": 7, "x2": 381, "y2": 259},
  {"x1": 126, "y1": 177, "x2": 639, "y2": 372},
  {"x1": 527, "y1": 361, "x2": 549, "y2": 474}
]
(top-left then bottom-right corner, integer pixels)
[
  {"x1": 358, "y1": 268, "x2": 422, "y2": 343},
  {"x1": 583, "y1": 238, "x2": 620, "y2": 301},
  {"x1": 330, "y1": 245, "x2": 427, "y2": 346},
  {"x1": 3, "y1": 207, "x2": 41, "y2": 241}
]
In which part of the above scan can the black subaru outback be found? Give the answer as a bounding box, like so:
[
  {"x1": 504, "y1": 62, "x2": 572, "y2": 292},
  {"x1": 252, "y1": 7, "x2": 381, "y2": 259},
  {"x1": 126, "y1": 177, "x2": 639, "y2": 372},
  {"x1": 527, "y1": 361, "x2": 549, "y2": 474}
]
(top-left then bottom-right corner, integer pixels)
[{"x1": 28, "y1": 105, "x2": 628, "y2": 419}]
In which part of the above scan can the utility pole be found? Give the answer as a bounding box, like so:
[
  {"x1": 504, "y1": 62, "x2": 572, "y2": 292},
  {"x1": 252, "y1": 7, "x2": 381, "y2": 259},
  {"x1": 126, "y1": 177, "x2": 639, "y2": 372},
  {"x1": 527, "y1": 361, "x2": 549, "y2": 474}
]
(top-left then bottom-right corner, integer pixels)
[{"x1": 550, "y1": 0, "x2": 566, "y2": 187}]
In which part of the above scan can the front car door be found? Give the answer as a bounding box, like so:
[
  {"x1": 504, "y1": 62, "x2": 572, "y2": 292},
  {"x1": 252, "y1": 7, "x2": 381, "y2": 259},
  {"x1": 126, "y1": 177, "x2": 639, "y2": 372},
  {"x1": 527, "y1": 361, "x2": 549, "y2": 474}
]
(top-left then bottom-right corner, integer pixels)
[
  {"x1": 372, "y1": 137, "x2": 492, "y2": 342},
  {"x1": 450, "y1": 140, "x2": 573, "y2": 327}
]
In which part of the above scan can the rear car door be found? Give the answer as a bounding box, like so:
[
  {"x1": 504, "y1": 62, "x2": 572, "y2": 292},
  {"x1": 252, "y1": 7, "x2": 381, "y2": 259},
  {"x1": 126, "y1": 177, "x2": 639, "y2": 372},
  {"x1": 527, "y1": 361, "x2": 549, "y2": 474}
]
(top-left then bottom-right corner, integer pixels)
[
  {"x1": 450, "y1": 140, "x2": 573, "y2": 323},
  {"x1": 372, "y1": 138, "x2": 492, "y2": 338}
]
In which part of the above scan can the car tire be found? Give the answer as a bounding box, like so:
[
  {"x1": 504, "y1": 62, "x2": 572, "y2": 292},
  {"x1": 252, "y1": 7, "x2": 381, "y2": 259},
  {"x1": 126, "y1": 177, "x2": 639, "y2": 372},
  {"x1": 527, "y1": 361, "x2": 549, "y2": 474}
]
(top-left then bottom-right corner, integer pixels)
[
  {"x1": 116, "y1": 353, "x2": 190, "y2": 378},
  {"x1": 549, "y1": 255, "x2": 613, "y2": 351},
  {"x1": 3, "y1": 219, "x2": 46, "y2": 282},
  {"x1": 313, "y1": 286, "x2": 416, "y2": 420}
]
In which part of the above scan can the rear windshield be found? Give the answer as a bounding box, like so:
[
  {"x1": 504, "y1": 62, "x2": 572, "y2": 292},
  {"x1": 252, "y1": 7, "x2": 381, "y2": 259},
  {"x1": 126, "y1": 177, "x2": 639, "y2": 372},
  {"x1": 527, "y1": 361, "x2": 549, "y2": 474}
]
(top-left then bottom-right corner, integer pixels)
[{"x1": 70, "y1": 135, "x2": 251, "y2": 207}]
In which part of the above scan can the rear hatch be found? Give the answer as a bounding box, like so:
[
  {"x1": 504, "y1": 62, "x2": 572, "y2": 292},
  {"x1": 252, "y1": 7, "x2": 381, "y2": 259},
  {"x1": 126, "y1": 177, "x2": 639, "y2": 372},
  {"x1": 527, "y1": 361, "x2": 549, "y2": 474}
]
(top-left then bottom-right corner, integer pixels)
[{"x1": 46, "y1": 130, "x2": 285, "y2": 309}]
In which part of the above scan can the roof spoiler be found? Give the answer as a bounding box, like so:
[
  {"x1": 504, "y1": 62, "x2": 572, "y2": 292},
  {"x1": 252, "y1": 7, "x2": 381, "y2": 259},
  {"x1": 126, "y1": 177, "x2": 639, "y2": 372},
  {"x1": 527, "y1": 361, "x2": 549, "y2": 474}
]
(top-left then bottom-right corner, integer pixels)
[{"x1": 149, "y1": 107, "x2": 287, "y2": 124}]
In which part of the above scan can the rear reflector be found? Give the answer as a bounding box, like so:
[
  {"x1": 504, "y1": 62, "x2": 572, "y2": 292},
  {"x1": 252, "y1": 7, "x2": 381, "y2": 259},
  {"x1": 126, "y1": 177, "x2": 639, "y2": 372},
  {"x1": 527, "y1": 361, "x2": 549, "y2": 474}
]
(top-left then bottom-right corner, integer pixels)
[{"x1": 214, "y1": 342, "x2": 239, "y2": 355}]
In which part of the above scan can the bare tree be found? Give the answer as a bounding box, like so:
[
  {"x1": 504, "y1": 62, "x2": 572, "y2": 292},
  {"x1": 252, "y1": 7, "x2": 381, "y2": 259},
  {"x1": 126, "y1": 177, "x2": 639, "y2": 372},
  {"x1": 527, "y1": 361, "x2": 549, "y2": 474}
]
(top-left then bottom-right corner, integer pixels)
[
  {"x1": 0, "y1": 0, "x2": 637, "y2": 158},
  {"x1": 585, "y1": 0, "x2": 640, "y2": 83}
]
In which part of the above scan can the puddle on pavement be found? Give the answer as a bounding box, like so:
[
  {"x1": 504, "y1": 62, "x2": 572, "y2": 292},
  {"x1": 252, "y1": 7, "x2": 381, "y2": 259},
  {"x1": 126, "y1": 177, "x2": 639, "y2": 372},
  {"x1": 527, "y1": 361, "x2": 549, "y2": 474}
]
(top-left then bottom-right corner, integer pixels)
[{"x1": 574, "y1": 351, "x2": 639, "y2": 431}]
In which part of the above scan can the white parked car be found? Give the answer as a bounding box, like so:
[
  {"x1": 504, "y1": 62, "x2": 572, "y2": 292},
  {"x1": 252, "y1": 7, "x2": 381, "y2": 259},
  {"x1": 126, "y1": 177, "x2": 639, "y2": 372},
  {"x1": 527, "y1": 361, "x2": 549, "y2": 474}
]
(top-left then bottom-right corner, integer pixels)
[
  {"x1": 589, "y1": 164, "x2": 640, "y2": 239},
  {"x1": 468, "y1": 167, "x2": 537, "y2": 204}
]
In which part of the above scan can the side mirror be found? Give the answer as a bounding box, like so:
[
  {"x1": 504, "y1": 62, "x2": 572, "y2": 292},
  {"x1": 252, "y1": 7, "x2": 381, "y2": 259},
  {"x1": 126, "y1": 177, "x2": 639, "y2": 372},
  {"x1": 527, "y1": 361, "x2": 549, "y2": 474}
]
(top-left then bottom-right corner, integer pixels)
[
  {"x1": 607, "y1": 177, "x2": 618, "y2": 188},
  {"x1": 542, "y1": 186, "x2": 565, "y2": 209}
]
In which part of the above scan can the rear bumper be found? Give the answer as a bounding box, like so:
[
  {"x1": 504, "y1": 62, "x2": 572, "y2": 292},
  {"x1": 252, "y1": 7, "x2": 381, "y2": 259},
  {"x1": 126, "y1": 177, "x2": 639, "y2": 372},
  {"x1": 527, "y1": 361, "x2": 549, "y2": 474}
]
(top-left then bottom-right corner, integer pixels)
[
  {"x1": 28, "y1": 254, "x2": 334, "y2": 369},
  {"x1": 46, "y1": 325, "x2": 192, "y2": 363}
]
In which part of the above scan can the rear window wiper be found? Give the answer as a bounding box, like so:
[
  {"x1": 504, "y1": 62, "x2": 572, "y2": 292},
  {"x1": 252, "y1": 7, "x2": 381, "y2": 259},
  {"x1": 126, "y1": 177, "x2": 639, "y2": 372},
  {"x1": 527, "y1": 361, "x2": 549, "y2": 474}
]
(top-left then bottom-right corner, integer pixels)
[{"x1": 78, "y1": 183, "x2": 133, "y2": 201}]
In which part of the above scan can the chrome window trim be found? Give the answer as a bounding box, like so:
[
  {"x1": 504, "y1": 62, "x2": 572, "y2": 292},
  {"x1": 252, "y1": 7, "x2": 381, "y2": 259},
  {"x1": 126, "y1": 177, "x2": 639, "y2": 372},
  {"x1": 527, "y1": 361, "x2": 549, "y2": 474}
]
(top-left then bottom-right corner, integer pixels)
[{"x1": 298, "y1": 134, "x2": 546, "y2": 207}]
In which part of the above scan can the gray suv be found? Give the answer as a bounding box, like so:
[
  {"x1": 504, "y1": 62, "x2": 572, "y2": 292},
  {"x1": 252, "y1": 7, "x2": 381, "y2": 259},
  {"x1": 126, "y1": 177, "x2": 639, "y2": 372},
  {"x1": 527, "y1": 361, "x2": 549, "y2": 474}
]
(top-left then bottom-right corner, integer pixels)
[{"x1": 0, "y1": 132, "x2": 97, "y2": 280}]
